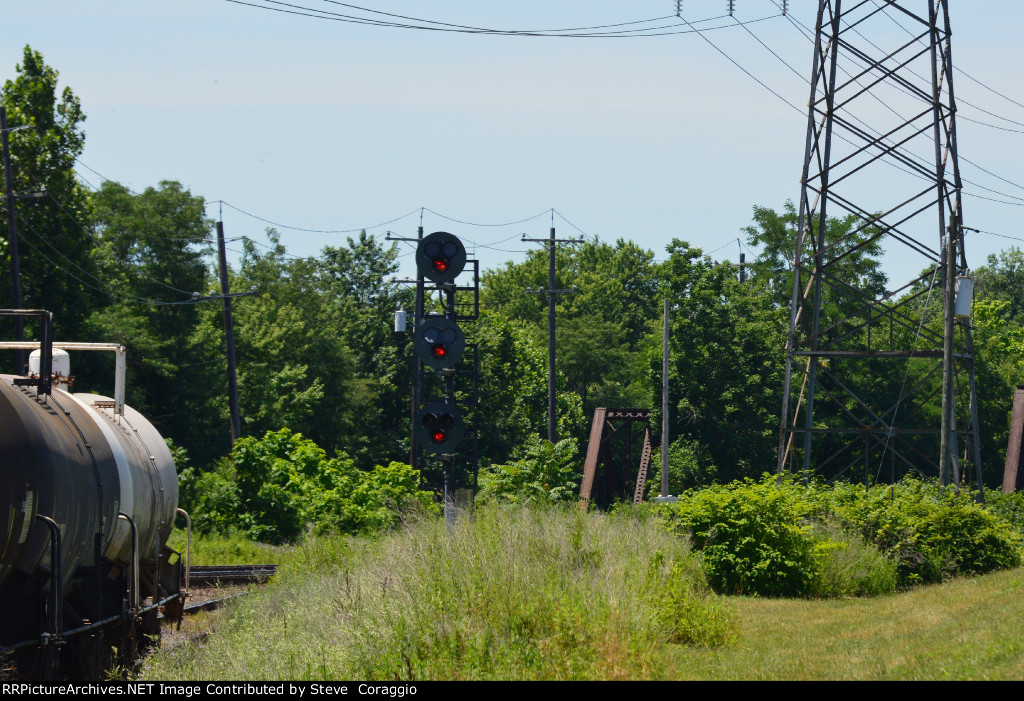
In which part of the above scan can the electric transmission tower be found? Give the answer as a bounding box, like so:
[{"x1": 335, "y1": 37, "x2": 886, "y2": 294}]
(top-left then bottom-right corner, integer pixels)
[{"x1": 778, "y1": 0, "x2": 982, "y2": 491}]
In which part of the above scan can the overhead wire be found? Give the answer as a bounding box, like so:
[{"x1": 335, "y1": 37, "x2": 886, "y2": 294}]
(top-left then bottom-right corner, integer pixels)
[
  {"x1": 223, "y1": 0, "x2": 781, "y2": 39},
  {"x1": 13, "y1": 211, "x2": 199, "y2": 307},
  {"x1": 870, "y1": 0, "x2": 1024, "y2": 130},
  {"x1": 218, "y1": 199, "x2": 421, "y2": 234},
  {"x1": 71, "y1": 159, "x2": 600, "y2": 262},
  {"x1": 552, "y1": 209, "x2": 595, "y2": 242},
  {"x1": 308, "y1": 1, "x2": 683, "y2": 34},
  {"x1": 60, "y1": 5, "x2": 1022, "y2": 275}
]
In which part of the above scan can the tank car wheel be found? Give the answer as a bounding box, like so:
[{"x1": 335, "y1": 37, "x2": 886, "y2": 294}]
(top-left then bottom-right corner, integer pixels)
[
  {"x1": 68, "y1": 634, "x2": 104, "y2": 680},
  {"x1": 15, "y1": 643, "x2": 62, "y2": 681},
  {"x1": 115, "y1": 620, "x2": 140, "y2": 671}
]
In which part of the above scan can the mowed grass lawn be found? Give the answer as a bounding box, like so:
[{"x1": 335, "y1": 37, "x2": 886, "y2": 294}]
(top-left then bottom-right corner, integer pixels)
[{"x1": 666, "y1": 566, "x2": 1024, "y2": 680}]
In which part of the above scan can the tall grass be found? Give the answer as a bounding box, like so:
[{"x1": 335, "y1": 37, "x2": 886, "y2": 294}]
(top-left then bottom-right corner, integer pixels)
[
  {"x1": 165, "y1": 529, "x2": 290, "y2": 566},
  {"x1": 143, "y1": 505, "x2": 731, "y2": 681}
]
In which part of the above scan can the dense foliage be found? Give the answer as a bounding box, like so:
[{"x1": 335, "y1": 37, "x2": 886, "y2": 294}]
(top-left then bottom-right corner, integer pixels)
[
  {"x1": 180, "y1": 429, "x2": 437, "y2": 543},
  {"x1": 661, "y1": 475, "x2": 1023, "y2": 597},
  {"x1": 476, "y1": 436, "x2": 580, "y2": 505}
]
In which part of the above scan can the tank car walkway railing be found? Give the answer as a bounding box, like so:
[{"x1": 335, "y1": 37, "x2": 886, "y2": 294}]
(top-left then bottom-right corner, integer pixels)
[{"x1": 0, "y1": 341, "x2": 126, "y2": 415}]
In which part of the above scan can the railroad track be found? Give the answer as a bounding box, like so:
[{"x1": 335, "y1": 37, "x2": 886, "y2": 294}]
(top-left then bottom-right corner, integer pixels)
[
  {"x1": 188, "y1": 564, "x2": 278, "y2": 585},
  {"x1": 183, "y1": 591, "x2": 250, "y2": 615}
]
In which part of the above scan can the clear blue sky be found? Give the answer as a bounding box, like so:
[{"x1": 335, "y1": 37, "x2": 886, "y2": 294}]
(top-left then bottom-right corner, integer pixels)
[{"x1": 8, "y1": 1, "x2": 1024, "y2": 291}]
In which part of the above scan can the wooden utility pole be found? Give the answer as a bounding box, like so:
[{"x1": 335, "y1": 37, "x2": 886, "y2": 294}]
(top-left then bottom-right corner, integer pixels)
[
  {"x1": 216, "y1": 221, "x2": 242, "y2": 445},
  {"x1": 939, "y1": 224, "x2": 957, "y2": 486},
  {"x1": 523, "y1": 226, "x2": 581, "y2": 443},
  {"x1": 1, "y1": 106, "x2": 25, "y2": 373},
  {"x1": 411, "y1": 225, "x2": 423, "y2": 469}
]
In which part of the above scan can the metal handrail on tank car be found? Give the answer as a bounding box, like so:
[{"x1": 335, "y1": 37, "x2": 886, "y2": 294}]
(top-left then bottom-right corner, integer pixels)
[
  {"x1": 35, "y1": 515, "x2": 62, "y2": 648},
  {"x1": 0, "y1": 340, "x2": 126, "y2": 415},
  {"x1": 0, "y1": 310, "x2": 53, "y2": 395},
  {"x1": 118, "y1": 513, "x2": 140, "y2": 612}
]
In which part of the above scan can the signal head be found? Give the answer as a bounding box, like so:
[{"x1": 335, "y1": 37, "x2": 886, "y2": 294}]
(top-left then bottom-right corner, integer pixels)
[
  {"x1": 414, "y1": 316, "x2": 465, "y2": 370},
  {"x1": 416, "y1": 232, "x2": 466, "y2": 285},
  {"x1": 415, "y1": 402, "x2": 465, "y2": 454}
]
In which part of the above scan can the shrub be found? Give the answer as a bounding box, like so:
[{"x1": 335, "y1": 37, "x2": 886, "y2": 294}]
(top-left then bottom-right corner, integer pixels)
[
  {"x1": 477, "y1": 435, "x2": 580, "y2": 505},
  {"x1": 185, "y1": 428, "x2": 437, "y2": 543},
  {"x1": 819, "y1": 478, "x2": 1024, "y2": 586},
  {"x1": 661, "y1": 476, "x2": 817, "y2": 596},
  {"x1": 984, "y1": 488, "x2": 1024, "y2": 538},
  {"x1": 659, "y1": 474, "x2": 1021, "y2": 597}
]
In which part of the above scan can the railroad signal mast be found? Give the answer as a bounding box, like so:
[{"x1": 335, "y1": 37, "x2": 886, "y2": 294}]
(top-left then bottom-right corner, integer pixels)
[
  {"x1": 408, "y1": 231, "x2": 480, "y2": 521},
  {"x1": 779, "y1": 0, "x2": 982, "y2": 491}
]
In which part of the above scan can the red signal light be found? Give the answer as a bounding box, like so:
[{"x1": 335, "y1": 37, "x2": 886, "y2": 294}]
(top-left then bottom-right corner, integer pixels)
[
  {"x1": 431, "y1": 429, "x2": 446, "y2": 444},
  {"x1": 433, "y1": 259, "x2": 448, "y2": 273},
  {"x1": 431, "y1": 344, "x2": 447, "y2": 358}
]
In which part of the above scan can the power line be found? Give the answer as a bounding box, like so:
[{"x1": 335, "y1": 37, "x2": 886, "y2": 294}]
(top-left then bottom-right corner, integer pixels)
[
  {"x1": 218, "y1": 199, "x2": 421, "y2": 234},
  {"x1": 75, "y1": 160, "x2": 605, "y2": 261},
  {"x1": 971, "y1": 227, "x2": 1024, "y2": 244},
  {"x1": 676, "y1": 12, "x2": 800, "y2": 113},
  {"x1": 14, "y1": 212, "x2": 199, "y2": 307},
  {"x1": 223, "y1": 1, "x2": 780, "y2": 38},
  {"x1": 307, "y1": 1, "x2": 684, "y2": 35},
  {"x1": 870, "y1": 0, "x2": 1024, "y2": 126},
  {"x1": 421, "y1": 207, "x2": 550, "y2": 228}
]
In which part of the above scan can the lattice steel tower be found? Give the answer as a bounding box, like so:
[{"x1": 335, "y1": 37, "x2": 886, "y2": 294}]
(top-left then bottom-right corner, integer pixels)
[{"x1": 778, "y1": 0, "x2": 982, "y2": 490}]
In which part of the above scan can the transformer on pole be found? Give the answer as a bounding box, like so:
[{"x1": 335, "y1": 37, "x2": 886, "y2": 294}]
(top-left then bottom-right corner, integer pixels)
[{"x1": 778, "y1": 0, "x2": 982, "y2": 491}]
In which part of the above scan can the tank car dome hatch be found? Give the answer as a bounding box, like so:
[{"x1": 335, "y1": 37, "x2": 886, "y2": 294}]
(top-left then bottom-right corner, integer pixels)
[{"x1": 28, "y1": 347, "x2": 70, "y2": 385}]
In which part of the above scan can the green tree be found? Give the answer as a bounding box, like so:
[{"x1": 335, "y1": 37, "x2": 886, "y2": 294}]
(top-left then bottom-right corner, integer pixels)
[
  {"x1": 744, "y1": 201, "x2": 888, "y2": 316},
  {"x1": 481, "y1": 238, "x2": 663, "y2": 423},
  {"x1": 86, "y1": 180, "x2": 219, "y2": 457},
  {"x1": 461, "y1": 310, "x2": 573, "y2": 465},
  {"x1": 970, "y1": 299, "x2": 1024, "y2": 484},
  {"x1": 659, "y1": 240, "x2": 788, "y2": 481},
  {"x1": 223, "y1": 233, "x2": 363, "y2": 459},
  {"x1": 975, "y1": 247, "x2": 1024, "y2": 324},
  {"x1": 317, "y1": 231, "x2": 414, "y2": 467},
  {"x1": 0, "y1": 46, "x2": 96, "y2": 340}
]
